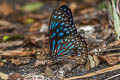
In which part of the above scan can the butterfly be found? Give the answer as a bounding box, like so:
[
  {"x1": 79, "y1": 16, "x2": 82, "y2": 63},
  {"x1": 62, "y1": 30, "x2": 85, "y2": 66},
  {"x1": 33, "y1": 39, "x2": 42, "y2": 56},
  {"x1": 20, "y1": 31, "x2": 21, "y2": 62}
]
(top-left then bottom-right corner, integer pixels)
[{"x1": 49, "y1": 5, "x2": 88, "y2": 64}]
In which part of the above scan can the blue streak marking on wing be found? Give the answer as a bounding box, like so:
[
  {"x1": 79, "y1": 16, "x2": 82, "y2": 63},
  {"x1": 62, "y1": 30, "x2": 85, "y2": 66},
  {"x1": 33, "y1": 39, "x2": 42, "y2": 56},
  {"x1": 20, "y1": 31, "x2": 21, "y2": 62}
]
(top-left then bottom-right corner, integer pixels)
[
  {"x1": 61, "y1": 22, "x2": 65, "y2": 26},
  {"x1": 63, "y1": 28, "x2": 68, "y2": 31},
  {"x1": 52, "y1": 40, "x2": 55, "y2": 51},
  {"x1": 51, "y1": 22, "x2": 56, "y2": 29},
  {"x1": 69, "y1": 45, "x2": 74, "y2": 49},
  {"x1": 62, "y1": 50, "x2": 70, "y2": 55},
  {"x1": 50, "y1": 22, "x2": 53, "y2": 30},
  {"x1": 58, "y1": 32, "x2": 64, "y2": 36},
  {"x1": 56, "y1": 28, "x2": 59, "y2": 33},
  {"x1": 72, "y1": 39, "x2": 74, "y2": 41},
  {"x1": 57, "y1": 45, "x2": 61, "y2": 51},
  {"x1": 57, "y1": 39, "x2": 62, "y2": 44},
  {"x1": 51, "y1": 32, "x2": 56, "y2": 38},
  {"x1": 60, "y1": 7, "x2": 63, "y2": 9},
  {"x1": 65, "y1": 43, "x2": 72, "y2": 48},
  {"x1": 66, "y1": 31, "x2": 70, "y2": 34},
  {"x1": 63, "y1": 44, "x2": 66, "y2": 47},
  {"x1": 57, "y1": 49, "x2": 64, "y2": 55},
  {"x1": 58, "y1": 16, "x2": 61, "y2": 19},
  {"x1": 55, "y1": 22, "x2": 59, "y2": 27},
  {"x1": 65, "y1": 24, "x2": 68, "y2": 26},
  {"x1": 64, "y1": 8, "x2": 67, "y2": 11},
  {"x1": 78, "y1": 47, "x2": 81, "y2": 49},
  {"x1": 60, "y1": 27, "x2": 63, "y2": 29},
  {"x1": 53, "y1": 15, "x2": 57, "y2": 19}
]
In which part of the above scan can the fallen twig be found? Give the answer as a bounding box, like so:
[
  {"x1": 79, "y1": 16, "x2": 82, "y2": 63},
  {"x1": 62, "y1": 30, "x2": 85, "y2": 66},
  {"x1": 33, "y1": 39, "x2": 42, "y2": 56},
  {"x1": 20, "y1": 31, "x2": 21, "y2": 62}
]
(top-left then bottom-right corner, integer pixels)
[
  {"x1": 64, "y1": 64, "x2": 120, "y2": 80},
  {"x1": 104, "y1": 73, "x2": 120, "y2": 80},
  {"x1": 0, "y1": 49, "x2": 35, "y2": 57}
]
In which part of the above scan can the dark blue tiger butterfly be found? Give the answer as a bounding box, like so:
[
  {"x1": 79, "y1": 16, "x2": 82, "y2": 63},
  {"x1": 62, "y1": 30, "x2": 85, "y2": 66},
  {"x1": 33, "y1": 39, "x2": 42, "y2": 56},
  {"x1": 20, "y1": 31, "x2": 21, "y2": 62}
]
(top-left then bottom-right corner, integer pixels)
[{"x1": 49, "y1": 5, "x2": 88, "y2": 64}]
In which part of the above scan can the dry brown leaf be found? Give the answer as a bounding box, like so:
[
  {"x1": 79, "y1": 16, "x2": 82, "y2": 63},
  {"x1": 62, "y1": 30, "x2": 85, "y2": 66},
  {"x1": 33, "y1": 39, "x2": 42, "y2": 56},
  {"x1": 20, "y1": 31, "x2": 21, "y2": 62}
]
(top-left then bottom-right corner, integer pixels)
[
  {"x1": 0, "y1": 41, "x2": 23, "y2": 48},
  {"x1": 40, "y1": 24, "x2": 48, "y2": 33},
  {"x1": 29, "y1": 22, "x2": 42, "y2": 32},
  {"x1": 85, "y1": 59, "x2": 91, "y2": 70},
  {"x1": 0, "y1": 20, "x2": 12, "y2": 26},
  {"x1": 99, "y1": 55, "x2": 119, "y2": 65},
  {"x1": 0, "y1": 50, "x2": 36, "y2": 57},
  {"x1": 119, "y1": 56, "x2": 120, "y2": 62},
  {"x1": 11, "y1": 59, "x2": 21, "y2": 65},
  {"x1": 11, "y1": 57, "x2": 30, "y2": 65},
  {"x1": 17, "y1": 12, "x2": 49, "y2": 23},
  {"x1": 87, "y1": 55, "x2": 100, "y2": 69},
  {"x1": 80, "y1": 8, "x2": 96, "y2": 15},
  {"x1": 0, "y1": 62, "x2": 4, "y2": 67},
  {"x1": 27, "y1": 12, "x2": 49, "y2": 19},
  {"x1": 108, "y1": 40, "x2": 120, "y2": 48},
  {"x1": 0, "y1": 72, "x2": 8, "y2": 80},
  {"x1": 45, "y1": 66, "x2": 54, "y2": 77},
  {"x1": 69, "y1": 2, "x2": 77, "y2": 13},
  {"x1": 33, "y1": 60, "x2": 42, "y2": 67},
  {"x1": 0, "y1": 2, "x2": 13, "y2": 16},
  {"x1": 8, "y1": 73, "x2": 23, "y2": 80},
  {"x1": 83, "y1": 0, "x2": 98, "y2": 4}
]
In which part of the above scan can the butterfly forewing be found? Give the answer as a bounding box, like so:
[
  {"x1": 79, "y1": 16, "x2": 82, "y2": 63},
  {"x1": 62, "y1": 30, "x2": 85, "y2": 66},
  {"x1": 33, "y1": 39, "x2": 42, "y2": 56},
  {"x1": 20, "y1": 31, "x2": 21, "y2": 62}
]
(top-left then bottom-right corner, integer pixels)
[
  {"x1": 49, "y1": 5, "x2": 88, "y2": 62},
  {"x1": 49, "y1": 5, "x2": 77, "y2": 55}
]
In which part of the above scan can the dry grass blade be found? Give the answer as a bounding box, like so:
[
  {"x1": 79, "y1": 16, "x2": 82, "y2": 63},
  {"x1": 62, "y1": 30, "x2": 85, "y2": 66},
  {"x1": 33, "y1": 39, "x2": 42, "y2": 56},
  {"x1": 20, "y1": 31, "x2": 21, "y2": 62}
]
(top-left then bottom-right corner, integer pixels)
[{"x1": 64, "y1": 64, "x2": 120, "y2": 80}]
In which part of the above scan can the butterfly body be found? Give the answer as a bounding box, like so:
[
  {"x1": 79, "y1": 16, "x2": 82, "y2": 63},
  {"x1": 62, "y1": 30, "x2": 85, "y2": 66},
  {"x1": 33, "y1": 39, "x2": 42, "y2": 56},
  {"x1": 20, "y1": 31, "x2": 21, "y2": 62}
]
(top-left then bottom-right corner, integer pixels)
[{"x1": 49, "y1": 5, "x2": 88, "y2": 64}]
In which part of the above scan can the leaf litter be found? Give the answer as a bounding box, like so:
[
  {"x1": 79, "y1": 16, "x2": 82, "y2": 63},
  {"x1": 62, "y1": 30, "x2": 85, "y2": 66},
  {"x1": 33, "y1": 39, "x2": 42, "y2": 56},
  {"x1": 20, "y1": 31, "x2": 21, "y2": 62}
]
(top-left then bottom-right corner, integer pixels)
[{"x1": 0, "y1": 0, "x2": 120, "y2": 80}]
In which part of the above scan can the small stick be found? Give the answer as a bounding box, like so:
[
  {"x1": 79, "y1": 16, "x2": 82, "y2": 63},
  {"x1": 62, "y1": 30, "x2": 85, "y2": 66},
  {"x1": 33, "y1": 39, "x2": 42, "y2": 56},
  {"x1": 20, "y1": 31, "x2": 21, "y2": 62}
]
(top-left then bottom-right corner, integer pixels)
[
  {"x1": 104, "y1": 73, "x2": 120, "y2": 80},
  {"x1": 64, "y1": 64, "x2": 120, "y2": 80}
]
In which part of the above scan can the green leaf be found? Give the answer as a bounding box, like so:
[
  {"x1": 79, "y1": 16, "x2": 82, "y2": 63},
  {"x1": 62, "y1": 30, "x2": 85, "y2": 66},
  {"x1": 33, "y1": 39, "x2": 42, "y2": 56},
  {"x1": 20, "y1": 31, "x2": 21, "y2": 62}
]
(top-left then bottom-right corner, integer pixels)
[
  {"x1": 3, "y1": 36, "x2": 9, "y2": 41},
  {"x1": 97, "y1": 1, "x2": 106, "y2": 10},
  {"x1": 21, "y1": 2, "x2": 44, "y2": 12},
  {"x1": 3, "y1": 35, "x2": 24, "y2": 41},
  {"x1": 24, "y1": 18, "x2": 35, "y2": 24}
]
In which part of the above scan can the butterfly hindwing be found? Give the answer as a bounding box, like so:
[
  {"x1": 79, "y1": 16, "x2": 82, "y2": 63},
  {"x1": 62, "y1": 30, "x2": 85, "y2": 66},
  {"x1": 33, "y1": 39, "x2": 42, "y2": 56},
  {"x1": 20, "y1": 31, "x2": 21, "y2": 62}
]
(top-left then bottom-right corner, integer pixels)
[{"x1": 56, "y1": 33, "x2": 88, "y2": 56}]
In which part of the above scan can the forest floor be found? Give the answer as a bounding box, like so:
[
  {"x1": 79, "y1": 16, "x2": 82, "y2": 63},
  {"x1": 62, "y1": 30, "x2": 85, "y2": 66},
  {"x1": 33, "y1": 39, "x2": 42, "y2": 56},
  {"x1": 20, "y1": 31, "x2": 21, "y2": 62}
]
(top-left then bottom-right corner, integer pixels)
[{"x1": 0, "y1": 0, "x2": 120, "y2": 80}]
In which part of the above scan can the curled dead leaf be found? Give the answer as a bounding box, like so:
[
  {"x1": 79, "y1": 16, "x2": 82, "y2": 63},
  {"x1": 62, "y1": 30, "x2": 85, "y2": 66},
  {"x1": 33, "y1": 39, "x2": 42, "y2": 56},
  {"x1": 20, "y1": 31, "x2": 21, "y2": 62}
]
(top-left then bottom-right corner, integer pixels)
[
  {"x1": 98, "y1": 55, "x2": 119, "y2": 65},
  {"x1": 69, "y1": 2, "x2": 77, "y2": 13},
  {"x1": 39, "y1": 24, "x2": 48, "y2": 33},
  {"x1": 87, "y1": 55, "x2": 100, "y2": 69},
  {"x1": 0, "y1": 2, "x2": 13, "y2": 16},
  {"x1": 8, "y1": 73, "x2": 23, "y2": 80},
  {"x1": 45, "y1": 66, "x2": 54, "y2": 77},
  {"x1": 0, "y1": 20, "x2": 12, "y2": 26},
  {"x1": 0, "y1": 72, "x2": 8, "y2": 80},
  {"x1": 11, "y1": 57, "x2": 30, "y2": 65},
  {"x1": 0, "y1": 62, "x2": 4, "y2": 67},
  {"x1": 29, "y1": 22, "x2": 41, "y2": 32},
  {"x1": 80, "y1": 8, "x2": 96, "y2": 15}
]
